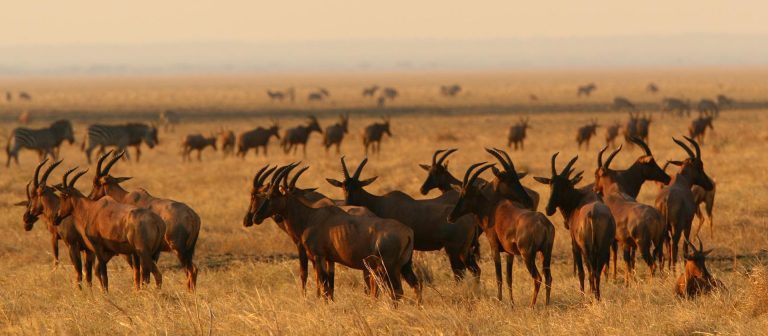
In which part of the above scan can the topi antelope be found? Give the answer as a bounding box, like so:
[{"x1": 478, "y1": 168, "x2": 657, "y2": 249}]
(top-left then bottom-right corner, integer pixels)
[
  {"x1": 308, "y1": 89, "x2": 330, "y2": 102},
  {"x1": 613, "y1": 96, "x2": 636, "y2": 112},
  {"x1": 675, "y1": 238, "x2": 725, "y2": 298},
  {"x1": 254, "y1": 164, "x2": 422, "y2": 302},
  {"x1": 6, "y1": 119, "x2": 75, "y2": 167},
  {"x1": 586, "y1": 136, "x2": 670, "y2": 199},
  {"x1": 507, "y1": 117, "x2": 531, "y2": 151},
  {"x1": 662, "y1": 97, "x2": 691, "y2": 117},
  {"x1": 281, "y1": 116, "x2": 322, "y2": 156},
  {"x1": 623, "y1": 112, "x2": 652, "y2": 144},
  {"x1": 449, "y1": 157, "x2": 553, "y2": 306},
  {"x1": 577, "y1": 83, "x2": 596, "y2": 97},
  {"x1": 218, "y1": 129, "x2": 236, "y2": 156},
  {"x1": 181, "y1": 133, "x2": 217, "y2": 162},
  {"x1": 689, "y1": 115, "x2": 714, "y2": 144},
  {"x1": 15, "y1": 159, "x2": 95, "y2": 288},
  {"x1": 53, "y1": 167, "x2": 165, "y2": 291},
  {"x1": 655, "y1": 137, "x2": 714, "y2": 271},
  {"x1": 323, "y1": 114, "x2": 349, "y2": 154},
  {"x1": 440, "y1": 84, "x2": 462, "y2": 97},
  {"x1": 362, "y1": 85, "x2": 379, "y2": 97},
  {"x1": 362, "y1": 116, "x2": 391, "y2": 156},
  {"x1": 576, "y1": 119, "x2": 600, "y2": 150},
  {"x1": 593, "y1": 145, "x2": 666, "y2": 282},
  {"x1": 661, "y1": 161, "x2": 717, "y2": 239},
  {"x1": 605, "y1": 121, "x2": 622, "y2": 149},
  {"x1": 327, "y1": 157, "x2": 482, "y2": 281},
  {"x1": 266, "y1": 90, "x2": 286, "y2": 102},
  {"x1": 237, "y1": 120, "x2": 281, "y2": 157},
  {"x1": 19, "y1": 91, "x2": 32, "y2": 101},
  {"x1": 534, "y1": 153, "x2": 615, "y2": 301},
  {"x1": 89, "y1": 152, "x2": 201, "y2": 290}
]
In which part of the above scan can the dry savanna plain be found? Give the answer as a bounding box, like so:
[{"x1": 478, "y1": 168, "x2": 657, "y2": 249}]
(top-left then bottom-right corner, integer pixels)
[{"x1": 0, "y1": 69, "x2": 767, "y2": 335}]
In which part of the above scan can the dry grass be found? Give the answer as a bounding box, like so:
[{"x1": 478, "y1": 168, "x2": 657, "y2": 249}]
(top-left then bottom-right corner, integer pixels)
[{"x1": 1, "y1": 70, "x2": 768, "y2": 335}]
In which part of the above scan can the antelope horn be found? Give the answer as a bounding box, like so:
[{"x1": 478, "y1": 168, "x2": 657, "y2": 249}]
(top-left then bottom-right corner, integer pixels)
[
  {"x1": 40, "y1": 160, "x2": 63, "y2": 186},
  {"x1": 257, "y1": 166, "x2": 278, "y2": 187},
  {"x1": 550, "y1": 152, "x2": 559, "y2": 176},
  {"x1": 340, "y1": 156, "x2": 350, "y2": 179},
  {"x1": 684, "y1": 238, "x2": 697, "y2": 254},
  {"x1": 629, "y1": 136, "x2": 652, "y2": 156},
  {"x1": 468, "y1": 163, "x2": 494, "y2": 188},
  {"x1": 697, "y1": 237, "x2": 704, "y2": 253},
  {"x1": 683, "y1": 136, "x2": 701, "y2": 159},
  {"x1": 61, "y1": 167, "x2": 77, "y2": 187},
  {"x1": 432, "y1": 149, "x2": 446, "y2": 166},
  {"x1": 25, "y1": 181, "x2": 31, "y2": 200},
  {"x1": 485, "y1": 148, "x2": 511, "y2": 172},
  {"x1": 281, "y1": 163, "x2": 300, "y2": 189},
  {"x1": 437, "y1": 148, "x2": 457, "y2": 166},
  {"x1": 673, "y1": 137, "x2": 695, "y2": 159},
  {"x1": 96, "y1": 150, "x2": 114, "y2": 176},
  {"x1": 102, "y1": 151, "x2": 125, "y2": 176},
  {"x1": 597, "y1": 145, "x2": 608, "y2": 168},
  {"x1": 69, "y1": 169, "x2": 88, "y2": 188},
  {"x1": 462, "y1": 162, "x2": 488, "y2": 187},
  {"x1": 268, "y1": 164, "x2": 293, "y2": 194},
  {"x1": 604, "y1": 145, "x2": 623, "y2": 170},
  {"x1": 352, "y1": 158, "x2": 368, "y2": 180},
  {"x1": 33, "y1": 158, "x2": 49, "y2": 188},
  {"x1": 493, "y1": 148, "x2": 516, "y2": 172},
  {"x1": 289, "y1": 166, "x2": 310, "y2": 190},
  {"x1": 561, "y1": 155, "x2": 579, "y2": 177},
  {"x1": 252, "y1": 165, "x2": 270, "y2": 189}
]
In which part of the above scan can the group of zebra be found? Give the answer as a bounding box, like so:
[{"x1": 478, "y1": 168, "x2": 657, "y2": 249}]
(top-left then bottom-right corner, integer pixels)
[{"x1": 6, "y1": 121, "x2": 158, "y2": 167}]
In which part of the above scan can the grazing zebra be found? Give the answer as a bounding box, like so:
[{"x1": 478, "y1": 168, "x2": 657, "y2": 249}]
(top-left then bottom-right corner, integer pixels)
[
  {"x1": 81, "y1": 123, "x2": 158, "y2": 163},
  {"x1": 6, "y1": 120, "x2": 75, "y2": 167},
  {"x1": 159, "y1": 110, "x2": 180, "y2": 132},
  {"x1": 323, "y1": 114, "x2": 349, "y2": 154},
  {"x1": 577, "y1": 83, "x2": 596, "y2": 97}
]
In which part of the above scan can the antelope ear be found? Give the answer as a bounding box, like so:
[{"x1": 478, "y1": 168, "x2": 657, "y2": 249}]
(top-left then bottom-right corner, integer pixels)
[
  {"x1": 326, "y1": 179, "x2": 343, "y2": 187},
  {"x1": 14, "y1": 201, "x2": 27, "y2": 207},
  {"x1": 517, "y1": 172, "x2": 528, "y2": 179},
  {"x1": 419, "y1": 164, "x2": 431, "y2": 171},
  {"x1": 571, "y1": 176, "x2": 583, "y2": 185},
  {"x1": 702, "y1": 249, "x2": 713, "y2": 256},
  {"x1": 491, "y1": 166, "x2": 501, "y2": 177},
  {"x1": 114, "y1": 177, "x2": 132, "y2": 183},
  {"x1": 533, "y1": 176, "x2": 551, "y2": 185},
  {"x1": 360, "y1": 176, "x2": 378, "y2": 186}
]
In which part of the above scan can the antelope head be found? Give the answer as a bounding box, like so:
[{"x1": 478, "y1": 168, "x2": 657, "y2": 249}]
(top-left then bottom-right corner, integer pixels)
[
  {"x1": 668, "y1": 136, "x2": 714, "y2": 191},
  {"x1": 16, "y1": 159, "x2": 63, "y2": 230},
  {"x1": 447, "y1": 162, "x2": 494, "y2": 223},
  {"x1": 270, "y1": 119, "x2": 281, "y2": 139},
  {"x1": 326, "y1": 157, "x2": 378, "y2": 206},
  {"x1": 418, "y1": 148, "x2": 458, "y2": 195},
  {"x1": 244, "y1": 164, "x2": 277, "y2": 227},
  {"x1": 593, "y1": 145, "x2": 623, "y2": 196},
  {"x1": 340, "y1": 114, "x2": 349, "y2": 133},
  {"x1": 627, "y1": 136, "x2": 670, "y2": 184},
  {"x1": 52, "y1": 167, "x2": 89, "y2": 225},
  {"x1": 307, "y1": 116, "x2": 322, "y2": 134},
  {"x1": 683, "y1": 238, "x2": 713, "y2": 280},
  {"x1": 252, "y1": 164, "x2": 297, "y2": 224},
  {"x1": 486, "y1": 148, "x2": 534, "y2": 208},
  {"x1": 534, "y1": 153, "x2": 583, "y2": 216},
  {"x1": 381, "y1": 116, "x2": 392, "y2": 136},
  {"x1": 145, "y1": 125, "x2": 159, "y2": 148},
  {"x1": 89, "y1": 151, "x2": 131, "y2": 200}
]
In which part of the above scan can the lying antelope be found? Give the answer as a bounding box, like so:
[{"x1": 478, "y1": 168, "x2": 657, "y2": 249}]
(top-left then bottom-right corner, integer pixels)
[
  {"x1": 675, "y1": 238, "x2": 725, "y2": 298},
  {"x1": 362, "y1": 117, "x2": 391, "y2": 156},
  {"x1": 53, "y1": 168, "x2": 165, "y2": 291},
  {"x1": 327, "y1": 157, "x2": 482, "y2": 281},
  {"x1": 89, "y1": 152, "x2": 201, "y2": 290},
  {"x1": 655, "y1": 137, "x2": 714, "y2": 271},
  {"x1": 181, "y1": 133, "x2": 217, "y2": 162},
  {"x1": 594, "y1": 146, "x2": 666, "y2": 282},
  {"x1": 15, "y1": 160, "x2": 95, "y2": 288},
  {"x1": 535, "y1": 153, "x2": 615, "y2": 300},
  {"x1": 323, "y1": 114, "x2": 349, "y2": 154},
  {"x1": 254, "y1": 164, "x2": 422, "y2": 301},
  {"x1": 449, "y1": 158, "x2": 553, "y2": 306}
]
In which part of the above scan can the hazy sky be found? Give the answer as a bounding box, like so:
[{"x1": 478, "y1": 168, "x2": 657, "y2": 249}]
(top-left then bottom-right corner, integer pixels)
[{"x1": 3, "y1": 0, "x2": 765, "y2": 45}]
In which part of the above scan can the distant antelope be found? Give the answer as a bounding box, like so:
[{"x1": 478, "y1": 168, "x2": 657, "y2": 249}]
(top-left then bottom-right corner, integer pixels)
[
  {"x1": 529, "y1": 94, "x2": 539, "y2": 101},
  {"x1": 440, "y1": 84, "x2": 462, "y2": 97},
  {"x1": 449, "y1": 155, "x2": 552, "y2": 306},
  {"x1": 323, "y1": 114, "x2": 349, "y2": 154},
  {"x1": 716, "y1": 94, "x2": 733, "y2": 107},
  {"x1": 613, "y1": 96, "x2": 636, "y2": 112},
  {"x1": 593, "y1": 146, "x2": 666, "y2": 282},
  {"x1": 19, "y1": 91, "x2": 32, "y2": 101},
  {"x1": 327, "y1": 157, "x2": 482, "y2": 281},
  {"x1": 381, "y1": 87, "x2": 399, "y2": 100},
  {"x1": 697, "y1": 99, "x2": 719, "y2": 117},
  {"x1": 605, "y1": 121, "x2": 621, "y2": 148},
  {"x1": 576, "y1": 119, "x2": 599, "y2": 150},
  {"x1": 534, "y1": 153, "x2": 615, "y2": 300},
  {"x1": 577, "y1": 83, "x2": 596, "y2": 97},
  {"x1": 6, "y1": 119, "x2": 74, "y2": 166},
  {"x1": 362, "y1": 85, "x2": 380, "y2": 97},
  {"x1": 217, "y1": 129, "x2": 235, "y2": 156},
  {"x1": 689, "y1": 116, "x2": 714, "y2": 144},
  {"x1": 362, "y1": 116, "x2": 391, "y2": 155},
  {"x1": 266, "y1": 90, "x2": 286, "y2": 102},
  {"x1": 623, "y1": 113, "x2": 652, "y2": 143},
  {"x1": 377, "y1": 96, "x2": 387, "y2": 108},
  {"x1": 181, "y1": 133, "x2": 217, "y2": 162},
  {"x1": 254, "y1": 164, "x2": 422, "y2": 301},
  {"x1": 655, "y1": 137, "x2": 714, "y2": 271},
  {"x1": 89, "y1": 152, "x2": 201, "y2": 290},
  {"x1": 15, "y1": 160, "x2": 95, "y2": 288},
  {"x1": 237, "y1": 120, "x2": 280, "y2": 157},
  {"x1": 662, "y1": 97, "x2": 691, "y2": 117},
  {"x1": 159, "y1": 110, "x2": 180, "y2": 132},
  {"x1": 646, "y1": 83, "x2": 659, "y2": 93},
  {"x1": 308, "y1": 89, "x2": 330, "y2": 102},
  {"x1": 281, "y1": 116, "x2": 322, "y2": 156},
  {"x1": 675, "y1": 238, "x2": 725, "y2": 298},
  {"x1": 81, "y1": 123, "x2": 159, "y2": 163},
  {"x1": 507, "y1": 117, "x2": 531, "y2": 151},
  {"x1": 54, "y1": 167, "x2": 165, "y2": 291}
]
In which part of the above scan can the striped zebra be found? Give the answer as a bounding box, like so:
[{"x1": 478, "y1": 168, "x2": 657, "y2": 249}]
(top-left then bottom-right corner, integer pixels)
[
  {"x1": 6, "y1": 119, "x2": 74, "y2": 167},
  {"x1": 81, "y1": 123, "x2": 159, "y2": 163}
]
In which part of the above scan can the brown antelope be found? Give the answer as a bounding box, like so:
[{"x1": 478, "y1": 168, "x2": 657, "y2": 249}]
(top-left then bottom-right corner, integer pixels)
[
  {"x1": 89, "y1": 152, "x2": 201, "y2": 290},
  {"x1": 661, "y1": 161, "x2": 717, "y2": 238},
  {"x1": 605, "y1": 121, "x2": 621, "y2": 148},
  {"x1": 440, "y1": 84, "x2": 462, "y2": 97},
  {"x1": 689, "y1": 115, "x2": 714, "y2": 144},
  {"x1": 307, "y1": 89, "x2": 330, "y2": 102},
  {"x1": 613, "y1": 96, "x2": 636, "y2": 112},
  {"x1": 281, "y1": 116, "x2": 322, "y2": 156},
  {"x1": 646, "y1": 83, "x2": 659, "y2": 94},
  {"x1": 362, "y1": 117, "x2": 391, "y2": 156},
  {"x1": 327, "y1": 157, "x2": 482, "y2": 281},
  {"x1": 53, "y1": 168, "x2": 165, "y2": 291},
  {"x1": 624, "y1": 113, "x2": 652, "y2": 143},
  {"x1": 323, "y1": 114, "x2": 349, "y2": 154},
  {"x1": 449, "y1": 159, "x2": 554, "y2": 306},
  {"x1": 534, "y1": 153, "x2": 616, "y2": 300},
  {"x1": 266, "y1": 90, "x2": 286, "y2": 102},
  {"x1": 577, "y1": 83, "x2": 596, "y2": 97},
  {"x1": 181, "y1": 133, "x2": 217, "y2": 162},
  {"x1": 593, "y1": 145, "x2": 666, "y2": 282},
  {"x1": 507, "y1": 117, "x2": 530, "y2": 151},
  {"x1": 576, "y1": 119, "x2": 599, "y2": 150},
  {"x1": 15, "y1": 160, "x2": 95, "y2": 288},
  {"x1": 253, "y1": 164, "x2": 422, "y2": 301},
  {"x1": 237, "y1": 121, "x2": 281, "y2": 157},
  {"x1": 655, "y1": 137, "x2": 714, "y2": 271},
  {"x1": 218, "y1": 129, "x2": 235, "y2": 156},
  {"x1": 675, "y1": 238, "x2": 725, "y2": 298},
  {"x1": 362, "y1": 85, "x2": 379, "y2": 97},
  {"x1": 585, "y1": 136, "x2": 670, "y2": 199}
]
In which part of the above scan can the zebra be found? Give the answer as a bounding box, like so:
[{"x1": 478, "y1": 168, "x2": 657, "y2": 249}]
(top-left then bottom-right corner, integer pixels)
[
  {"x1": 159, "y1": 110, "x2": 180, "y2": 132},
  {"x1": 81, "y1": 123, "x2": 159, "y2": 163},
  {"x1": 6, "y1": 120, "x2": 74, "y2": 167}
]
